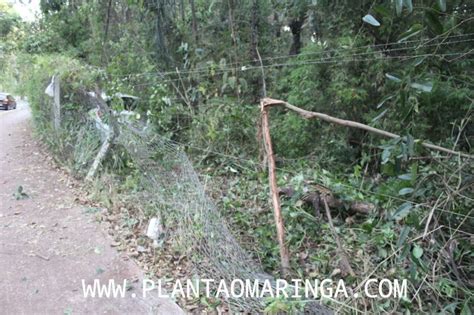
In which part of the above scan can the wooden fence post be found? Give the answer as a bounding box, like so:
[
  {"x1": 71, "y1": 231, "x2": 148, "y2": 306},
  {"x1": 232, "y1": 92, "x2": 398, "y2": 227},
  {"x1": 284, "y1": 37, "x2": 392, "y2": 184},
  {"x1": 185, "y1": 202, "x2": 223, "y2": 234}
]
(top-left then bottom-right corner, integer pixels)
[
  {"x1": 53, "y1": 75, "x2": 60, "y2": 131},
  {"x1": 260, "y1": 100, "x2": 290, "y2": 278}
]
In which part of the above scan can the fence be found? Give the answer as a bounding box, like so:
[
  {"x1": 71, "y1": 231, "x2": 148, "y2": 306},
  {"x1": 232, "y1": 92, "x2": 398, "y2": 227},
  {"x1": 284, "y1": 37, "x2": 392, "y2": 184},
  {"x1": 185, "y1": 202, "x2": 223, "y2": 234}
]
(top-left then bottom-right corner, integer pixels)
[
  {"x1": 39, "y1": 77, "x2": 473, "y2": 314},
  {"x1": 42, "y1": 80, "x2": 332, "y2": 314}
]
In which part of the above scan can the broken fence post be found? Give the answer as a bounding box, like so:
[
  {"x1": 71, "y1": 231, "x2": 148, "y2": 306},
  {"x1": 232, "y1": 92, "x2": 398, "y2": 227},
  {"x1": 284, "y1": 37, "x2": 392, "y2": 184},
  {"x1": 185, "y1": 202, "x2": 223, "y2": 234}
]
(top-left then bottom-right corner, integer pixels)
[
  {"x1": 260, "y1": 100, "x2": 290, "y2": 278},
  {"x1": 85, "y1": 89, "x2": 118, "y2": 181}
]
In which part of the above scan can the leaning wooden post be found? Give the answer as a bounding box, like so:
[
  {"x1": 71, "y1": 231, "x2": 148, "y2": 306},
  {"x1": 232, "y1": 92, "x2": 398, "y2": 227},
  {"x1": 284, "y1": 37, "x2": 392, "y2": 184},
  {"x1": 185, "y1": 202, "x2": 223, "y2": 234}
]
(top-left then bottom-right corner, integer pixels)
[
  {"x1": 86, "y1": 88, "x2": 118, "y2": 181},
  {"x1": 260, "y1": 99, "x2": 290, "y2": 277}
]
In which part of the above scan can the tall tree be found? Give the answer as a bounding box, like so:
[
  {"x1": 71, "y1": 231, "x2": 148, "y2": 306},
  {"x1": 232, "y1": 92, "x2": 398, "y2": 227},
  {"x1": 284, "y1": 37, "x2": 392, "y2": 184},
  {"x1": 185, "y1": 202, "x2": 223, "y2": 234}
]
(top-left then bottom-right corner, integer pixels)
[{"x1": 189, "y1": 0, "x2": 198, "y2": 42}]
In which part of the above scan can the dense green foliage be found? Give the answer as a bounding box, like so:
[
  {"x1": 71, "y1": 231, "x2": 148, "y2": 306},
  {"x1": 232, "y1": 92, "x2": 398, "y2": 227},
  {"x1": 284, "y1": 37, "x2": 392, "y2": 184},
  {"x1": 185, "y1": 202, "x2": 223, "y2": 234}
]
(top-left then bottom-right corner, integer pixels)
[
  {"x1": 15, "y1": 0, "x2": 473, "y2": 160},
  {"x1": 0, "y1": 1, "x2": 22, "y2": 73},
  {"x1": 1, "y1": 0, "x2": 473, "y2": 313}
]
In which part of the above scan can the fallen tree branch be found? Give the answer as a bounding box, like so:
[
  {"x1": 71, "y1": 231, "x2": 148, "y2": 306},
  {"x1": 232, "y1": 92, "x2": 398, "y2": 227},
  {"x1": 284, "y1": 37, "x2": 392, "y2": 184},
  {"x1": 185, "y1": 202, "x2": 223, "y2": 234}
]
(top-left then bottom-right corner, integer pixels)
[
  {"x1": 322, "y1": 197, "x2": 355, "y2": 277},
  {"x1": 261, "y1": 97, "x2": 473, "y2": 159},
  {"x1": 423, "y1": 194, "x2": 445, "y2": 239},
  {"x1": 279, "y1": 187, "x2": 375, "y2": 215}
]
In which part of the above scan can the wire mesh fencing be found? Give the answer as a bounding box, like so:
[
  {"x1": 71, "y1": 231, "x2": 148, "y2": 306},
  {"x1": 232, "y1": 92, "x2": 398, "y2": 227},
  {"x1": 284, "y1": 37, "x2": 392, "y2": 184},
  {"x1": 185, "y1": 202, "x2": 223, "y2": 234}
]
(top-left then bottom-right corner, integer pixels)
[
  {"x1": 119, "y1": 119, "x2": 337, "y2": 313},
  {"x1": 116, "y1": 122, "x2": 271, "y2": 311},
  {"x1": 45, "y1": 96, "x2": 331, "y2": 313}
]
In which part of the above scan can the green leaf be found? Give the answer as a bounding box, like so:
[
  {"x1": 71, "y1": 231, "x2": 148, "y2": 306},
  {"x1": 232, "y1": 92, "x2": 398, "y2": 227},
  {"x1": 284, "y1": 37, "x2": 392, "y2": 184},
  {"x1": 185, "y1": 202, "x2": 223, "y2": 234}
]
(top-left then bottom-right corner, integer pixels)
[
  {"x1": 398, "y1": 24, "x2": 423, "y2": 42},
  {"x1": 378, "y1": 247, "x2": 388, "y2": 258},
  {"x1": 403, "y1": 0, "x2": 413, "y2": 13},
  {"x1": 372, "y1": 109, "x2": 388, "y2": 122},
  {"x1": 399, "y1": 187, "x2": 414, "y2": 195},
  {"x1": 406, "y1": 134, "x2": 415, "y2": 156},
  {"x1": 392, "y1": 202, "x2": 412, "y2": 221},
  {"x1": 395, "y1": 0, "x2": 403, "y2": 15},
  {"x1": 425, "y1": 10, "x2": 443, "y2": 34},
  {"x1": 219, "y1": 58, "x2": 226, "y2": 70},
  {"x1": 410, "y1": 82, "x2": 433, "y2": 92},
  {"x1": 362, "y1": 14, "x2": 380, "y2": 27},
  {"x1": 410, "y1": 163, "x2": 418, "y2": 182},
  {"x1": 461, "y1": 301, "x2": 472, "y2": 315},
  {"x1": 381, "y1": 147, "x2": 392, "y2": 164},
  {"x1": 412, "y1": 244, "x2": 423, "y2": 258},
  {"x1": 397, "y1": 226, "x2": 411, "y2": 248},
  {"x1": 437, "y1": 0, "x2": 446, "y2": 12},
  {"x1": 398, "y1": 173, "x2": 412, "y2": 180},
  {"x1": 413, "y1": 57, "x2": 426, "y2": 67},
  {"x1": 238, "y1": 78, "x2": 248, "y2": 91},
  {"x1": 377, "y1": 95, "x2": 394, "y2": 109},
  {"x1": 385, "y1": 73, "x2": 402, "y2": 83},
  {"x1": 289, "y1": 211, "x2": 299, "y2": 218},
  {"x1": 373, "y1": 5, "x2": 391, "y2": 17}
]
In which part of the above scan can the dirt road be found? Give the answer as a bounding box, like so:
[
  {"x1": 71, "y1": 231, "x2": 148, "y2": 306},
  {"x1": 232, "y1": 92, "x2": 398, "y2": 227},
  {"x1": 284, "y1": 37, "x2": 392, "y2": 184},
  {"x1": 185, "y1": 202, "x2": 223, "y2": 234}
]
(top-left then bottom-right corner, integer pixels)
[{"x1": 0, "y1": 101, "x2": 183, "y2": 314}]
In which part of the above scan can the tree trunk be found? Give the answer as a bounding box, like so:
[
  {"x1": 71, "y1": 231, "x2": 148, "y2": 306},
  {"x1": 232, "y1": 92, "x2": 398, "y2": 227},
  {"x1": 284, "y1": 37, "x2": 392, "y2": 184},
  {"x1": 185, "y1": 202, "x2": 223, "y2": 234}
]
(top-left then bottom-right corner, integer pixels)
[
  {"x1": 289, "y1": 17, "x2": 304, "y2": 55},
  {"x1": 101, "y1": 0, "x2": 113, "y2": 64},
  {"x1": 250, "y1": 0, "x2": 259, "y2": 61},
  {"x1": 180, "y1": 0, "x2": 185, "y2": 23},
  {"x1": 228, "y1": 0, "x2": 237, "y2": 46},
  {"x1": 274, "y1": 12, "x2": 281, "y2": 38},
  {"x1": 190, "y1": 0, "x2": 198, "y2": 42},
  {"x1": 155, "y1": 5, "x2": 169, "y2": 63},
  {"x1": 228, "y1": 0, "x2": 240, "y2": 99}
]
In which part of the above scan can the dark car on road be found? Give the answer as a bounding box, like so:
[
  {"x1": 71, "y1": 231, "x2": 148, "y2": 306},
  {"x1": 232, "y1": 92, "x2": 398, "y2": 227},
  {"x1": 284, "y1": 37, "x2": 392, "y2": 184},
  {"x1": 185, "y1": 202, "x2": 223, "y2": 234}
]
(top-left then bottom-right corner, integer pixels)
[{"x1": 0, "y1": 93, "x2": 17, "y2": 110}]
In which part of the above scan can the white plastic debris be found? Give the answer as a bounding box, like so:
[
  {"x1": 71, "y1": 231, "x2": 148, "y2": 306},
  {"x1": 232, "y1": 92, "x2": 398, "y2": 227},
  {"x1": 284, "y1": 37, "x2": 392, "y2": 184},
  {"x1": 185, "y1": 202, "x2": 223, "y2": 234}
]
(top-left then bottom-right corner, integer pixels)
[
  {"x1": 45, "y1": 76, "x2": 55, "y2": 97},
  {"x1": 146, "y1": 217, "x2": 164, "y2": 248},
  {"x1": 146, "y1": 217, "x2": 163, "y2": 246}
]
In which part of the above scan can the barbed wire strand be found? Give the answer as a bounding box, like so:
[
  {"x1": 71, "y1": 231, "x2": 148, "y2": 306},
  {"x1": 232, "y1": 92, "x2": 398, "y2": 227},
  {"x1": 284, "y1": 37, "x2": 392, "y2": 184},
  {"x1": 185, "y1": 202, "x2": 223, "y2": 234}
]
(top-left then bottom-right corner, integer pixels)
[
  {"x1": 125, "y1": 47, "x2": 474, "y2": 88},
  {"x1": 112, "y1": 32, "x2": 474, "y2": 78}
]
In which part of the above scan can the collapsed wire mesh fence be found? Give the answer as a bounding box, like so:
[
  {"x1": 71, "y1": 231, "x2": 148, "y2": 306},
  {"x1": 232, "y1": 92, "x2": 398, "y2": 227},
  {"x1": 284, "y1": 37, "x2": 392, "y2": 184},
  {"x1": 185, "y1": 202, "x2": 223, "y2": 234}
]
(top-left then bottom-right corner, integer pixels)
[
  {"x1": 40, "y1": 45, "x2": 472, "y2": 311},
  {"x1": 40, "y1": 93, "x2": 301, "y2": 311},
  {"x1": 58, "y1": 108, "x2": 471, "y2": 313},
  {"x1": 114, "y1": 121, "x2": 333, "y2": 313}
]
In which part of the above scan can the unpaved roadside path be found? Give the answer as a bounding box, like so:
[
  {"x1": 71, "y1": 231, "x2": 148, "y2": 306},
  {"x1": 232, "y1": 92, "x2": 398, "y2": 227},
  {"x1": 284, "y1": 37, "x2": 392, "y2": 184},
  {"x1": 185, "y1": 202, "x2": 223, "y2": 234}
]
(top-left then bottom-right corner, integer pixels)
[{"x1": 0, "y1": 101, "x2": 183, "y2": 314}]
